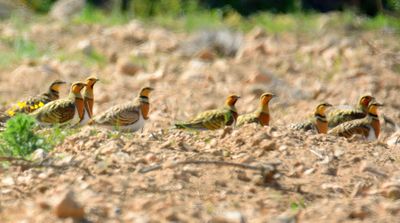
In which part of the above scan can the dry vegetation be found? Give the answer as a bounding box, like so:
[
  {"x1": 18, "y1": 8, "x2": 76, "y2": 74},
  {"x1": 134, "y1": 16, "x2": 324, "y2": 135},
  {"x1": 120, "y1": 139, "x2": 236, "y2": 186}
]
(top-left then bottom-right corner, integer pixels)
[{"x1": 0, "y1": 12, "x2": 400, "y2": 222}]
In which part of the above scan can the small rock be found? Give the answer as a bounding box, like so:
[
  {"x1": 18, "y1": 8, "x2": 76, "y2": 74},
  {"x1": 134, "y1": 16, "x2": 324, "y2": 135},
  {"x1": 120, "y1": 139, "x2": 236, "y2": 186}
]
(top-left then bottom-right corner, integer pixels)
[
  {"x1": 197, "y1": 49, "x2": 216, "y2": 61},
  {"x1": 303, "y1": 168, "x2": 315, "y2": 175},
  {"x1": 381, "y1": 182, "x2": 400, "y2": 200},
  {"x1": 50, "y1": 0, "x2": 85, "y2": 21},
  {"x1": 360, "y1": 161, "x2": 388, "y2": 178},
  {"x1": 261, "y1": 141, "x2": 276, "y2": 151},
  {"x1": 145, "y1": 153, "x2": 158, "y2": 163},
  {"x1": 247, "y1": 71, "x2": 271, "y2": 84},
  {"x1": 321, "y1": 183, "x2": 344, "y2": 193},
  {"x1": 117, "y1": 59, "x2": 141, "y2": 76},
  {"x1": 31, "y1": 149, "x2": 48, "y2": 162},
  {"x1": 348, "y1": 206, "x2": 369, "y2": 220},
  {"x1": 210, "y1": 211, "x2": 246, "y2": 223},
  {"x1": 321, "y1": 166, "x2": 337, "y2": 176},
  {"x1": 334, "y1": 149, "x2": 345, "y2": 158},
  {"x1": 165, "y1": 211, "x2": 181, "y2": 221},
  {"x1": 76, "y1": 39, "x2": 93, "y2": 55},
  {"x1": 2, "y1": 176, "x2": 15, "y2": 186},
  {"x1": 387, "y1": 131, "x2": 400, "y2": 147},
  {"x1": 54, "y1": 191, "x2": 84, "y2": 219},
  {"x1": 237, "y1": 171, "x2": 251, "y2": 182},
  {"x1": 271, "y1": 212, "x2": 297, "y2": 223}
]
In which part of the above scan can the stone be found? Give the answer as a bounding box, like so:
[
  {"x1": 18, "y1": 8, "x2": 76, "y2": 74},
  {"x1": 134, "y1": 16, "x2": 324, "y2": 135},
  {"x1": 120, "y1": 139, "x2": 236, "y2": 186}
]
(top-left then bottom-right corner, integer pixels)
[
  {"x1": 31, "y1": 149, "x2": 48, "y2": 162},
  {"x1": 54, "y1": 191, "x2": 85, "y2": 219},
  {"x1": 76, "y1": 39, "x2": 93, "y2": 55},
  {"x1": 50, "y1": 0, "x2": 85, "y2": 21},
  {"x1": 117, "y1": 59, "x2": 141, "y2": 76},
  {"x1": 210, "y1": 211, "x2": 246, "y2": 223}
]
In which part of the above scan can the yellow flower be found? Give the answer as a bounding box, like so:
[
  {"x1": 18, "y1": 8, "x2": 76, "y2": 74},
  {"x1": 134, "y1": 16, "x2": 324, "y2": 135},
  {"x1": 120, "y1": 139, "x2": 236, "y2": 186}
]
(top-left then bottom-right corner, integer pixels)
[
  {"x1": 7, "y1": 110, "x2": 15, "y2": 117},
  {"x1": 17, "y1": 101, "x2": 27, "y2": 109},
  {"x1": 38, "y1": 101, "x2": 44, "y2": 107},
  {"x1": 30, "y1": 106, "x2": 35, "y2": 110}
]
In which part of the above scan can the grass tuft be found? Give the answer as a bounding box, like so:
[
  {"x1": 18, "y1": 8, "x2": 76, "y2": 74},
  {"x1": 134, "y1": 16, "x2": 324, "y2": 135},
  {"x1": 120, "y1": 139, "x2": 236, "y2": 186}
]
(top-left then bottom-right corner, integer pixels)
[{"x1": 0, "y1": 114, "x2": 43, "y2": 157}]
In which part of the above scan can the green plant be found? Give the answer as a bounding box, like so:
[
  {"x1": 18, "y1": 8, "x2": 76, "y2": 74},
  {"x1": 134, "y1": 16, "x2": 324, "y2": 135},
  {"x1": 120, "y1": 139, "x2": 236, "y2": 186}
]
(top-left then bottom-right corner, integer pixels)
[
  {"x1": 38, "y1": 125, "x2": 77, "y2": 149},
  {"x1": 0, "y1": 114, "x2": 44, "y2": 157},
  {"x1": 74, "y1": 5, "x2": 131, "y2": 26},
  {"x1": 0, "y1": 36, "x2": 41, "y2": 68},
  {"x1": 290, "y1": 198, "x2": 306, "y2": 211},
  {"x1": 22, "y1": 0, "x2": 57, "y2": 13}
]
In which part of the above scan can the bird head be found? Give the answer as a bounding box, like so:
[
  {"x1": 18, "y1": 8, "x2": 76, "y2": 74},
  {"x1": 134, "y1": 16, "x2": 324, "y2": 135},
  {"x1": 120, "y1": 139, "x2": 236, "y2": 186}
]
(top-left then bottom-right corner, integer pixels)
[
  {"x1": 49, "y1": 80, "x2": 66, "y2": 92},
  {"x1": 315, "y1": 102, "x2": 332, "y2": 115},
  {"x1": 225, "y1": 95, "x2": 240, "y2": 106},
  {"x1": 71, "y1": 82, "x2": 87, "y2": 94},
  {"x1": 139, "y1": 87, "x2": 154, "y2": 98},
  {"x1": 368, "y1": 102, "x2": 383, "y2": 115},
  {"x1": 85, "y1": 76, "x2": 99, "y2": 88},
  {"x1": 260, "y1": 92, "x2": 276, "y2": 105},
  {"x1": 359, "y1": 95, "x2": 375, "y2": 112}
]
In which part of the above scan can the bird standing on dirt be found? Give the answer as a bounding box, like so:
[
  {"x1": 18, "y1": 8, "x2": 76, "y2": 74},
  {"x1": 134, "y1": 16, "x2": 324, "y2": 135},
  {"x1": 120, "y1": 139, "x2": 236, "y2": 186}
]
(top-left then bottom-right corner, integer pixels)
[
  {"x1": 175, "y1": 94, "x2": 240, "y2": 130},
  {"x1": 327, "y1": 95, "x2": 375, "y2": 128},
  {"x1": 291, "y1": 103, "x2": 332, "y2": 134},
  {"x1": 328, "y1": 102, "x2": 382, "y2": 140},
  {"x1": 30, "y1": 81, "x2": 86, "y2": 126},
  {"x1": 80, "y1": 76, "x2": 99, "y2": 125},
  {"x1": 89, "y1": 87, "x2": 154, "y2": 132},
  {"x1": 0, "y1": 80, "x2": 66, "y2": 122},
  {"x1": 237, "y1": 92, "x2": 276, "y2": 127}
]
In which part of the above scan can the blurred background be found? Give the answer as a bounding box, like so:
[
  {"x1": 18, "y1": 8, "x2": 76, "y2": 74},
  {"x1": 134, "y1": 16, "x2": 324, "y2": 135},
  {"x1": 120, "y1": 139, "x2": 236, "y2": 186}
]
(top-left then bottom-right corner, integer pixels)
[{"x1": 1, "y1": 0, "x2": 399, "y2": 19}]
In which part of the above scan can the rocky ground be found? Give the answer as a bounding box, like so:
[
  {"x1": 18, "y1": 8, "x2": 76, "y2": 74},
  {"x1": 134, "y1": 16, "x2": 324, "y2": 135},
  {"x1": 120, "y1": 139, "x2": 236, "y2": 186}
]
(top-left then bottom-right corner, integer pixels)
[{"x1": 0, "y1": 14, "x2": 400, "y2": 222}]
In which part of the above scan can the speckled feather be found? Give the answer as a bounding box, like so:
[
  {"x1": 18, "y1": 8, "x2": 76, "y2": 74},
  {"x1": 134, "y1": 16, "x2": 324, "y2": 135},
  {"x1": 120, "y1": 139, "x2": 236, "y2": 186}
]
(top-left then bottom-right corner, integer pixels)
[
  {"x1": 91, "y1": 99, "x2": 141, "y2": 126},
  {"x1": 175, "y1": 106, "x2": 237, "y2": 130}
]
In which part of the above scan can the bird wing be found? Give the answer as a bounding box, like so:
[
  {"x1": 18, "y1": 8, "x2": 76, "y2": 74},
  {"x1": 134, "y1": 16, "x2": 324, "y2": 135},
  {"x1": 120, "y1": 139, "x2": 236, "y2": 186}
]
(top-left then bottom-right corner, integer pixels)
[
  {"x1": 327, "y1": 109, "x2": 365, "y2": 127},
  {"x1": 237, "y1": 113, "x2": 258, "y2": 126},
  {"x1": 291, "y1": 119, "x2": 315, "y2": 131},
  {"x1": 328, "y1": 119, "x2": 370, "y2": 138},
  {"x1": 32, "y1": 99, "x2": 75, "y2": 124},
  {"x1": 94, "y1": 102, "x2": 140, "y2": 126},
  {"x1": 176, "y1": 108, "x2": 231, "y2": 130}
]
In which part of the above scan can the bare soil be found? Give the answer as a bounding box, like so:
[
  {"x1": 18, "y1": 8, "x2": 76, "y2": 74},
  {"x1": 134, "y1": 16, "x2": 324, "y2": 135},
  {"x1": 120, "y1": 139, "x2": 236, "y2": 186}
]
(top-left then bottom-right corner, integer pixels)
[{"x1": 0, "y1": 17, "x2": 400, "y2": 222}]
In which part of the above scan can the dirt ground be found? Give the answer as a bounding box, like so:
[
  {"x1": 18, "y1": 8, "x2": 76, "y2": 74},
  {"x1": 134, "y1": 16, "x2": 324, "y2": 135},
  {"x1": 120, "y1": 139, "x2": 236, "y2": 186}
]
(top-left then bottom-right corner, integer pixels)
[{"x1": 0, "y1": 15, "x2": 400, "y2": 222}]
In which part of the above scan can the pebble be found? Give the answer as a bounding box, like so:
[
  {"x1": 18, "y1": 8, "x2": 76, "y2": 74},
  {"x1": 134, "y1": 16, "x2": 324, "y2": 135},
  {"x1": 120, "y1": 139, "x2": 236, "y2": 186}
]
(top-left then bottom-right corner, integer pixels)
[{"x1": 54, "y1": 191, "x2": 84, "y2": 219}]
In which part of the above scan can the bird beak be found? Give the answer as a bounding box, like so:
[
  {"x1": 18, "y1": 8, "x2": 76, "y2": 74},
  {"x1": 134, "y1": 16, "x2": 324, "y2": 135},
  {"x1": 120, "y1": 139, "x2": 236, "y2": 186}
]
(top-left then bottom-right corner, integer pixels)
[
  {"x1": 148, "y1": 87, "x2": 155, "y2": 91},
  {"x1": 374, "y1": 103, "x2": 384, "y2": 107}
]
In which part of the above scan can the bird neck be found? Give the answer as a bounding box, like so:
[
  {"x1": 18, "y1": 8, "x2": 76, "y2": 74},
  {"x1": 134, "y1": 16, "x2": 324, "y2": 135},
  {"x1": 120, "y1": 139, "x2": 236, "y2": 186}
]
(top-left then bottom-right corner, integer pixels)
[
  {"x1": 68, "y1": 90, "x2": 82, "y2": 100},
  {"x1": 139, "y1": 96, "x2": 150, "y2": 120},
  {"x1": 369, "y1": 113, "x2": 380, "y2": 138},
  {"x1": 75, "y1": 97, "x2": 85, "y2": 120},
  {"x1": 315, "y1": 113, "x2": 328, "y2": 134},
  {"x1": 259, "y1": 102, "x2": 270, "y2": 113},
  {"x1": 83, "y1": 86, "x2": 94, "y2": 99},
  {"x1": 255, "y1": 104, "x2": 270, "y2": 125}
]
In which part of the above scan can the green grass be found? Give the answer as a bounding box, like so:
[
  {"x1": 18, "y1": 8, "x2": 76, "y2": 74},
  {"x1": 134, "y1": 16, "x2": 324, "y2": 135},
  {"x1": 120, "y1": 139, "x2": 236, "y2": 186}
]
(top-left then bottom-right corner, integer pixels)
[
  {"x1": 73, "y1": 5, "x2": 131, "y2": 26},
  {"x1": 0, "y1": 114, "x2": 76, "y2": 159},
  {"x1": 55, "y1": 50, "x2": 107, "y2": 68},
  {"x1": 0, "y1": 114, "x2": 44, "y2": 157},
  {"x1": 290, "y1": 198, "x2": 306, "y2": 211},
  {"x1": 71, "y1": 5, "x2": 400, "y2": 35},
  {"x1": 0, "y1": 36, "x2": 42, "y2": 68}
]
